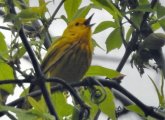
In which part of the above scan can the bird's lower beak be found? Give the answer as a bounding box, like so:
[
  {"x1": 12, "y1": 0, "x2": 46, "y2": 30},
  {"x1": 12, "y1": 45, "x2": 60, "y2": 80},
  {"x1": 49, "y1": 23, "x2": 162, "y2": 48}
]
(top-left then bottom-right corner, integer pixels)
[{"x1": 84, "y1": 13, "x2": 95, "y2": 27}]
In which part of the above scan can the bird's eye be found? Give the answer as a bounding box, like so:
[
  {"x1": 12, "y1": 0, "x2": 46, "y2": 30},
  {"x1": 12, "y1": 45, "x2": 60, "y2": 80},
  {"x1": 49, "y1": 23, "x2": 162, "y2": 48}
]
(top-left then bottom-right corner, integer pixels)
[{"x1": 75, "y1": 22, "x2": 79, "y2": 26}]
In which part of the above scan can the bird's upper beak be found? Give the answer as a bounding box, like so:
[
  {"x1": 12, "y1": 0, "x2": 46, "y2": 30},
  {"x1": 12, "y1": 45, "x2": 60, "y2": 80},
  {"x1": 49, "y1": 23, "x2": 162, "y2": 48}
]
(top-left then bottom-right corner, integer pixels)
[{"x1": 84, "y1": 14, "x2": 95, "y2": 27}]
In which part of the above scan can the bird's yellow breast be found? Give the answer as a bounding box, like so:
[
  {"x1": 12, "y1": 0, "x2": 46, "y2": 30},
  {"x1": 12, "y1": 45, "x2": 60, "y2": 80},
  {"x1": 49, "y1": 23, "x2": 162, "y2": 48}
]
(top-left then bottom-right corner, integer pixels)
[{"x1": 41, "y1": 17, "x2": 93, "y2": 83}]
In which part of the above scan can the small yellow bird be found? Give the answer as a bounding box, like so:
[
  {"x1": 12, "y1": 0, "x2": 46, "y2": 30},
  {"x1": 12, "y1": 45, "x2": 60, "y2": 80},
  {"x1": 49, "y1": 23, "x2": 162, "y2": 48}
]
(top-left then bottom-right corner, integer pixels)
[
  {"x1": 19, "y1": 15, "x2": 94, "y2": 109},
  {"x1": 41, "y1": 14, "x2": 94, "y2": 84}
]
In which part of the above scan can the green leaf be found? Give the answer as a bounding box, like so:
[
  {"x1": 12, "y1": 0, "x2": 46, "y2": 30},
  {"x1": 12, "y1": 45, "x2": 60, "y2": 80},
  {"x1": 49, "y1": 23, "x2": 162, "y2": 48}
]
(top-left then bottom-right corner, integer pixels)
[
  {"x1": 85, "y1": 65, "x2": 121, "y2": 78},
  {"x1": 27, "y1": 96, "x2": 54, "y2": 120},
  {"x1": 51, "y1": 92, "x2": 74, "y2": 119},
  {"x1": 13, "y1": 46, "x2": 26, "y2": 59},
  {"x1": 160, "y1": 74, "x2": 165, "y2": 107},
  {"x1": 159, "y1": 18, "x2": 165, "y2": 31},
  {"x1": 147, "y1": 116, "x2": 157, "y2": 120},
  {"x1": 79, "y1": 88, "x2": 99, "y2": 119},
  {"x1": 99, "y1": 88, "x2": 116, "y2": 120},
  {"x1": 91, "y1": 0, "x2": 122, "y2": 20},
  {"x1": 17, "y1": 7, "x2": 40, "y2": 22},
  {"x1": 24, "y1": 0, "x2": 30, "y2": 6},
  {"x1": 28, "y1": 96, "x2": 45, "y2": 113},
  {"x1": 13, "y1": 0, "x2": 24, "y2": 10},
  {"x1": 17, "y1": 5, "x2": 47, "y2": 23},
  {"x1": 148, "y1": 76, "x2": 159, "y2": 96},
  {"x1": 60, "y1": 15, "x2": 68, "y2": 24},
  {"x1": 13, "y1": 39, "x2": 43, "y2": 60},
  {"x1": 148, "y1": 76, "x2": 164, "y2": 106},
  {"x1": 4, "y1": 14, "x2": 17, "y2": 22},
  {"x1": 0, "y1": 63, "x2": 14, "y2": 93},
  {"x1": 0, "y1": 2, "x2": 5, "y2": 7},
  {"x1": 92, "y1": 38, "x2": 104, "y2": 50},
  {"x1": 39, "y1": 0, "x2": 46, "y2": 6},
  {"x1": 106, "y1": 28, "x2": 122, "y2": 52},
  {"x1": 0, "y1": 32, "x2": 14, "y2": 94},
  {"x1": 125, "y1": 105, "x2": 145, "y2": 116},
  {"x1": 151, "y1": 21, "x2": 161, "y2": 31},
  {"x1": 139, "y1": 0, "x2": 149, "y2": 5},
  {"x1": 94, "y1": 21, "x2": 116, "y2": 34},
  {"x1": 128, "y1": 5, "x2": 154, "y2": 13},
  {"x1": 0, "y1": 32, "x2": 9, "y2": 59},
  {"x1": 126, "y1": 27, "x2": 134, "y2": 42},
  {"x1": 130, "y1": 12, "x2": 143, "y2": 29},
  {"x1": 73, "y1": 4, "x2": 94, "y2": 19},
  {"x1": 156, "y1": 3, "x2": 165, "y2": 19},
  {"x1": 0, "y1": 105, "x2": 38, "y2": 120},
  {"x1": 38, "y1": 0, "x2": 48, "y2": 16},
  {"x1": 80, "y1": 87, "x2": 116, "y2": 119},
  {"x1": 64, "y1": 0, "x2": 82, "y2": 21}
]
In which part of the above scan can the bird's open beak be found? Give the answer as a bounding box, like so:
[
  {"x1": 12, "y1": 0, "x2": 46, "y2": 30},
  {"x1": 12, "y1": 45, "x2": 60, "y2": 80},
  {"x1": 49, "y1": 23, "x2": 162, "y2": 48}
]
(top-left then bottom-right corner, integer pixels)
[{"x1": 84, "y1": 13, "x2": 95, "y2": 27}]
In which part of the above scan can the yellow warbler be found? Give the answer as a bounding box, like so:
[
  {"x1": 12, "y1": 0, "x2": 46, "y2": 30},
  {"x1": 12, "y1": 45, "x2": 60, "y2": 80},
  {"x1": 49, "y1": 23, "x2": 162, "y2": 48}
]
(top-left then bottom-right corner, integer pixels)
[
  {"x1": 41, "y1": 15, "x2": 94, "y2": 84},
  {"x1": 19, "y1": 16, "x2": 94, "y2": 109}
]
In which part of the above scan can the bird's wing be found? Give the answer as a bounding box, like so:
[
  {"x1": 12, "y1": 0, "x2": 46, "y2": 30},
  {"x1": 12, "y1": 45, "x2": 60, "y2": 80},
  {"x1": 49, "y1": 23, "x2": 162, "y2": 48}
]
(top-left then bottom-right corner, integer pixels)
[{"x1": 41, "y1": 37, "x2": 80, "y2": 74}]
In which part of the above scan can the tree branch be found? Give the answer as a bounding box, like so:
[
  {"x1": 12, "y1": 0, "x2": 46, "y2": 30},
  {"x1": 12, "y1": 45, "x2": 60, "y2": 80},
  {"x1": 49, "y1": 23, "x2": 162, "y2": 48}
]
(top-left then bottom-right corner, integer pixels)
[
  {"x1": 119, "y1": 18, "x2": 127, "y2": 48},
  {"x1": 1, "y1": 77, "x2": 90, "y2": 120},
  {"x1": 20, "y1": 24, "x2": 59, "y2": 120},
  {"x1": 47, "y1": 77, "x2": 90, "y2": 119},
  {"x1": 116, "y1": 31, "x2": 139, "y2": 72},
  {"x1": 116, "y1": 0, "x2": 158, "y2": 76},
  {"x1": 0, "y1": 26, "x2": 11, "y2": 31},
  {"x1": 46, "y1": 0, "x2": 66, "y2": 28},
  {"x1": 80, "y1": 79, "x2": 164, "y2": 119},
  {"x1": 5, "y1": 78, "x2": 165, "y2": 119},
  {"x1": 6, "y1": 0, "x2": 59, "y2": 119},
  {"x1": 0, "y1": 79, "x2": 31, "y2": 85},
  {"x1": 115, "y1": 0, "x2": 159, "y2": 116}
]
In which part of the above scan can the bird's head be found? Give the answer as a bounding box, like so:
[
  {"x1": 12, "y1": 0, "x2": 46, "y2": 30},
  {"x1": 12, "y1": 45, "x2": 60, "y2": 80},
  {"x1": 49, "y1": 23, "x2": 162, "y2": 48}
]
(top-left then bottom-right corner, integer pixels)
[{"x1": 63, "y1": 14, "x2": 94, "y2": 37}]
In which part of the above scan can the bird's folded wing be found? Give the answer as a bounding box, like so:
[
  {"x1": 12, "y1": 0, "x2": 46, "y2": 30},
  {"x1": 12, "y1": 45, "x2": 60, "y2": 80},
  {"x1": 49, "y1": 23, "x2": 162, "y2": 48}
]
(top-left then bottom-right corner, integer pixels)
[{"x1": 41, "y1": 37, "x2": 80, "y2": 74}]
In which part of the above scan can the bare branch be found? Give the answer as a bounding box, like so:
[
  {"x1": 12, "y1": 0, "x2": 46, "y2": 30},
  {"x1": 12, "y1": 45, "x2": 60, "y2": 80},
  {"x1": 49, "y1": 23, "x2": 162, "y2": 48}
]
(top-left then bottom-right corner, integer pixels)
[
  {"x1": 46, "y1": 0, "x2": 66, "y2": 28},
  {"x1": 5, "y1": 78, "x2": 165, "y2": 120}
]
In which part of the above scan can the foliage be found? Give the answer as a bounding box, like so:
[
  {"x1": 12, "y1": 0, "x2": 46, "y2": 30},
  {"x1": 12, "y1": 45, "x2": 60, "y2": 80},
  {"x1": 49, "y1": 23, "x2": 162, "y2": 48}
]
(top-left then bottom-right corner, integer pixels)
[
  {"x1": 0, "y1": 0, "x2": 164, "y2": 120},
  {"x1": 149, "y1": 74, "x2": 165, "y2": 108}
]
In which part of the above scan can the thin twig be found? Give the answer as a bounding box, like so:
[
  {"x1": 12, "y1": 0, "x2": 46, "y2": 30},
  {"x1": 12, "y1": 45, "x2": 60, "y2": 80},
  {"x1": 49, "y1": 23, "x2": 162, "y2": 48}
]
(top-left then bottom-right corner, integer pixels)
[
  {"x1": 116, "y1": 31, "x2": 139, "y2": 72},
  {"x1": 6, "y1": 112, "x2": 17, "y2": 120},
  {"x1": 123, "y1": 15, "x2": 139, "y2": 31},
  {"x1": 46, "y1": 0, "x2": 65, "y2": 28},
  {"x1": 0, "y1": 26, "x2": 11, "y2": 31},
  {"x1": 0, "y1": 79, "x2": 31, "y2": 84},
  {"x1": 119, "y1": 20, "x2": 127, "y2": 48},
  {"x1": 111, "y1": 2, "x2": 139, "y2": 31},
  {"x1": 19, "y1": 27, "x2": 59, "y2": 119},
  {"x1": 40, "y1": 0, "x2": 65, "y2": 49},
  {"x1": 18, "y1": 27, "x2": 42, "y2": 77}
]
